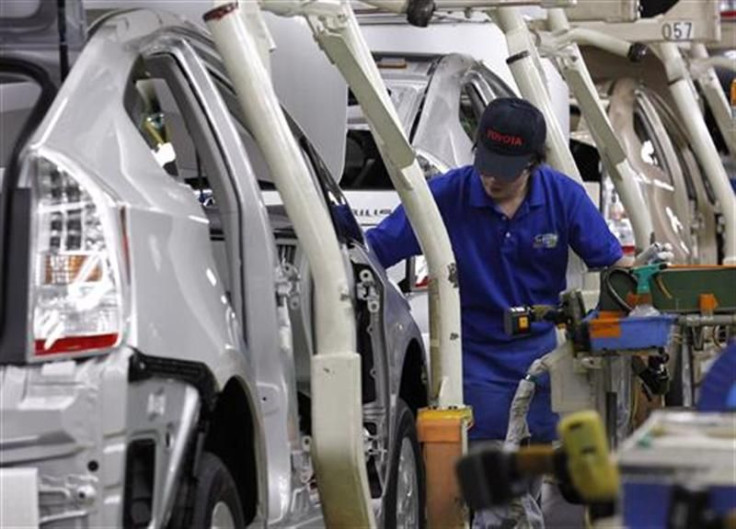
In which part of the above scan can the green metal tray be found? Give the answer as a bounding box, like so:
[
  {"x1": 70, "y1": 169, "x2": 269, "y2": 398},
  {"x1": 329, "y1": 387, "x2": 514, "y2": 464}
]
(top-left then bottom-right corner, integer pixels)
[{"x1": 599, "y1": 266, "x2": 736, "y2": 314}]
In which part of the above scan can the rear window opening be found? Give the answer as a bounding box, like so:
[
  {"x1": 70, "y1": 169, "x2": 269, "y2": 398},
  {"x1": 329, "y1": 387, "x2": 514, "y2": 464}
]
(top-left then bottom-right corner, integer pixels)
[
  {"x1": 459, "y1": 83, "x2": 485, "y2": 141},
  {"x1": 123, "y1": 58, "x2": 238, "y2": 299},
  {"x1": 342, "y1": 130, "x2": 393, "y2": 190},
  {"x1": 348, "y1": 87, "x2": 391, "y2": 107}
]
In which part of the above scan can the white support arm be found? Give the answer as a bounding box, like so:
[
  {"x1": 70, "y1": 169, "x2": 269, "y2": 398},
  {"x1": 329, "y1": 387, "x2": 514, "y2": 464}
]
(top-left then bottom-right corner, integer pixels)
[
  {"x1": 690, "y1": 54, "x2": 736, "y2": 75},
  {"x1": 260, "y1": 0, "x2": 463, "y2": 408},
  {"x1": 656, "y1": 42, "x2": 736, "y2": 264},
  {"x1": 554, "y1": 27, "x2": 634, "y2": 58},
  {"x1": 546, "y1": 8, "x2": 653, "y2": 251},
  {"x1": 298, "y1": 2, "x2": 464, "y2": 407},
  {"x1": 493, "y1": 6, "x2": 592, "y2": 293},
  {"x1": 361, "y1": 0, "x2": 575, "y2": 13},
  {"x1": 204, "y1": 4, "x2": 374, "y2": 528}
]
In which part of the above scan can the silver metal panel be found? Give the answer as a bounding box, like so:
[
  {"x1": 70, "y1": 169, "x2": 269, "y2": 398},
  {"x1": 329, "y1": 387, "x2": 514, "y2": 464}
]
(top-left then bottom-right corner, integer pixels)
[
  {"x1": 265, "y1": 11, "x2": 349, "y2": 181},
  {"x1": 0, "y1": 350, "x2": 132, "y2": 527},
  {"x1": 412, "y1": 53, "x2": 479, "y2": 168},
  {"x1": 0, "y1": 468, "x2": 39, "y2": 527},
  {"x1": 84, "y1": 1, "x2": 349, "y2": 182},
  {"x1": 2, "y1": 7, "x2": 429, "y2": 527}
]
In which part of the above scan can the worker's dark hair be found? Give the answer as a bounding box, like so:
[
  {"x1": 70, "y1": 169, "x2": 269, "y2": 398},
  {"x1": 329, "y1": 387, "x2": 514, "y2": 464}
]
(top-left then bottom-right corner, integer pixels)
[{"x1": 527, "y1": 150, "x2": 546, "y2": 172}]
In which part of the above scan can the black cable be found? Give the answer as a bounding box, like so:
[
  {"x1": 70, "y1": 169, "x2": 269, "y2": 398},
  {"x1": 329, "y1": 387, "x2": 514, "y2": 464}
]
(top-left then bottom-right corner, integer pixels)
[
  {"x1": 56, "y1": 0, "x2": 70, "y2": 81},
  {"x1": 604, "y1": 268, "x2": 635, "y2": 312}
]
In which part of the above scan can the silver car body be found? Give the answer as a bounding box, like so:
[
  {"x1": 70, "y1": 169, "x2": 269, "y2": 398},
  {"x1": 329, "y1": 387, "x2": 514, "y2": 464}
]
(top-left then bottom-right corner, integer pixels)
[{"x1": 0, "y1": 9, "x2": 426, "y2": 527}]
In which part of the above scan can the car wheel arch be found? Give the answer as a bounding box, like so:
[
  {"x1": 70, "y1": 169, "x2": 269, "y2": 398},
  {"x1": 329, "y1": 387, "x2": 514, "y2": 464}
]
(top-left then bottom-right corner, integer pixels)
[
  {"x1": 398, "y1": 339, "x2": 429, "y2": 419},
  {"x1": 202, "y1": 377, "x2": 262, "y2": 525}
]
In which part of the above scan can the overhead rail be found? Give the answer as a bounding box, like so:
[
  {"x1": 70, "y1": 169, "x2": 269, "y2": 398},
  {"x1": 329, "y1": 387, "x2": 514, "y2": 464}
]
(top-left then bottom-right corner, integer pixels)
[
  {"x1": 564, "y1": 0, "x2": 638, "y2": 23},
  {"x1": 355, "y1": 0, "x2": 575, "y2": 26}
]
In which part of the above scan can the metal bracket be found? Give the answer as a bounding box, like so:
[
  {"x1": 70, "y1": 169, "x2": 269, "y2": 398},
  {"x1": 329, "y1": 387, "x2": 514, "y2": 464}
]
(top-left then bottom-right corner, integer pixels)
[
  {"x1": 535, "y1": 25, "x2": 645, "y2": 61},
  {"x1": 276, "y1": 260, "x2": 302, "y2": 310},
  {"x1": 565, "y1": 0, "x2": 638, "y2": 23},
  {"x1": 571, "y1": 0, "x2": 722, "y2": 43},
  {"x1": 128, "y1": 350, "x2": 218, "y2": 417},
  {"x1": 356, "y1": 268, "x2": 380, "y2": 314}
]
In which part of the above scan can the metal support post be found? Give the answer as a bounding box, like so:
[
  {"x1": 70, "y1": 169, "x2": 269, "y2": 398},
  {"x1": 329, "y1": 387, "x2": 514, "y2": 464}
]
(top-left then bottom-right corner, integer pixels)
[
  {"x1": 657, "y1": 42, "x2": 736, "y2": 264},
  {"x1": 293, "y1": 6, "x2": 470, "y2": 526},
  {"x1": 690, "y1": 43, "x2": 736, "y2": 157},
  {"x1": 293, "y1": 0, "x2": 464, "y2": 410},
  {"x1": 204, "y1": 4, "x2": 373, "y2": 527},
  {"x1": 545, "y1": 8, "x2": 654, "y2": 252}
]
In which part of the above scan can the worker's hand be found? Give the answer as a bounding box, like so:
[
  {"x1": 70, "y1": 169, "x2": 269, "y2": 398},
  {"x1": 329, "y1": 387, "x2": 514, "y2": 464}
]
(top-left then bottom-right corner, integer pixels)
[{"x1": 633, "y1": 242, "x2": 674, "y2": 266}]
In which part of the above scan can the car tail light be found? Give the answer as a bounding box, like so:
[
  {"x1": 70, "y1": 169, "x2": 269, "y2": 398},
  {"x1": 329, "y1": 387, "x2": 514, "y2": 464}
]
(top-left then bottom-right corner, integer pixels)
[
  {"x1": 413, "y1": 255, "x2": 429, "y2": 291},
  {"x1": 28, "y1": 153, "x2": 127, "y2": 359}
]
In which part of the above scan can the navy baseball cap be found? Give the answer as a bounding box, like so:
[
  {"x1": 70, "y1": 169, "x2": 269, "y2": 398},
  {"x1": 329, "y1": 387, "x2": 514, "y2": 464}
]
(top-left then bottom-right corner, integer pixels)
[{"x1": 473, "y1": 98, "x2": 547, "y2": 181}]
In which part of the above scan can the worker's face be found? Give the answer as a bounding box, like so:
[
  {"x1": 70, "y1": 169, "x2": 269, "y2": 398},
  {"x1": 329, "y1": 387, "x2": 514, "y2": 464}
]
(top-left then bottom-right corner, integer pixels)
[{"x1": 480, "y1": 168, "x2": 531, "y2": 201}]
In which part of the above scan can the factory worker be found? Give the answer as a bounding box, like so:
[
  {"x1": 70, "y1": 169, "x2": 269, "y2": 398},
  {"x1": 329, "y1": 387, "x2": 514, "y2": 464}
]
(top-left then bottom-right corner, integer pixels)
[{"x1": 367, "y1": 97, "x2": 630, "y2": 528}]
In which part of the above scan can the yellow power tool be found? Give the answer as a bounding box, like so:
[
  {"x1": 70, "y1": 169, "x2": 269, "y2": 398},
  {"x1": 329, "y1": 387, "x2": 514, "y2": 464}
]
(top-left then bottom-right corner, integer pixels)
[{"x1": 456, "y1": 410, "x2": 619, "y2": 509}]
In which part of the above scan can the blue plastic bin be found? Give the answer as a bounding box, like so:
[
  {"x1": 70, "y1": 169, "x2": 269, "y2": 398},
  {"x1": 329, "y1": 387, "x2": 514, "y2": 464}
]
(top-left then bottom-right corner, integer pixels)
[{"x1": 586, "y1": 312, "x2": 677, "y2": 352}]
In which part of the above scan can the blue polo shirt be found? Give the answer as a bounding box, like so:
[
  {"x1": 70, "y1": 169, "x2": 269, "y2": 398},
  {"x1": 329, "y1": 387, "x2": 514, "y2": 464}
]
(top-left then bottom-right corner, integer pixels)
[{"x1": 366, "y1": 164, "x2": 622, "y2": 440}]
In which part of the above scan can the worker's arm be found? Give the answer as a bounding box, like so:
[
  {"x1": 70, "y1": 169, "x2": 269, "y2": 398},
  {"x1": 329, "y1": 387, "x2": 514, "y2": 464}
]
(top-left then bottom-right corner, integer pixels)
[
  {"x1": 614, "y1": 243, "x2": 675, "y2": 268},
  {"x1": 365, "y1": 204, "x2": 422, "y2": 269},
  {"x1": 366, "y1": 172, "x2": 453, "y2": 269}
]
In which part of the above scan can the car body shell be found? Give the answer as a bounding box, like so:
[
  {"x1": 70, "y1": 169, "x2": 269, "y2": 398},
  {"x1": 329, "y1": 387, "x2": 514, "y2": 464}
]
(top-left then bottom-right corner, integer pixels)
[
  {"x1": 0, "y1": 10, "x2": 426, "y2": 527},
  {"x1": 579, "y1": 45, "x2": 723, "y2": 265},
  {"x1": 598, "y1": 78, "x2": 720, "y2": 264}
]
